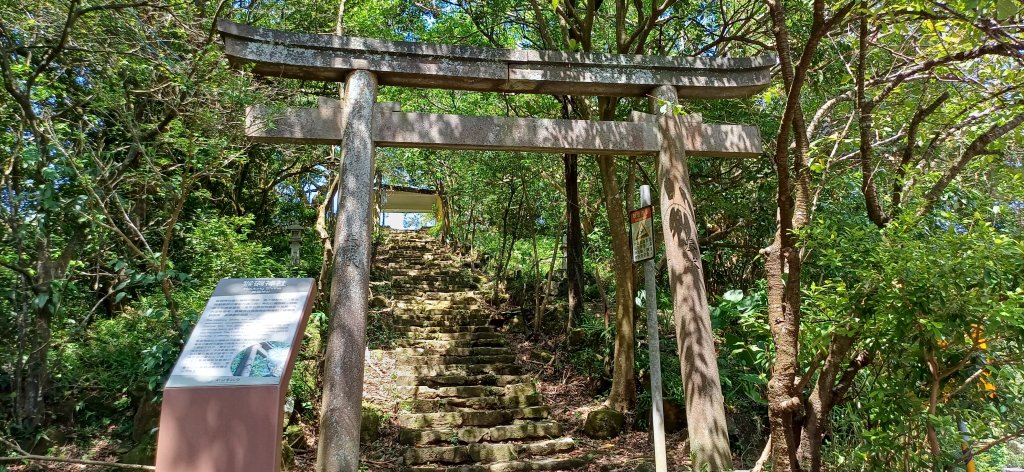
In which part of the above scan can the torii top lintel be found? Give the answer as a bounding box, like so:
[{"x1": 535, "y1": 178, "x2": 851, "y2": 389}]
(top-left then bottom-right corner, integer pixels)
[{"x1": 217, "y1": 20, "x2": 777, "y2": 99}]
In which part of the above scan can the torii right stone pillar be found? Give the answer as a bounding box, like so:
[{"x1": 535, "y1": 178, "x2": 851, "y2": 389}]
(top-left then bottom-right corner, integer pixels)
[
  {"x1": 651, "y1": 85, "x2": 732, "y2": 470},
  {"x1": 317, "y1": 69, "x2": 378, "y2": 472}
]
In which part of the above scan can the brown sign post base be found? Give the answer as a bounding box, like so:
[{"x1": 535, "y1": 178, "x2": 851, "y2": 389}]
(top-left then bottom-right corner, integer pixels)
[
  {"x1": 156, "y1": 278, "x2": 315, "y2": 472},
  {"x1": 157, "y1": 385, "x2": 286, "y2": 471}
]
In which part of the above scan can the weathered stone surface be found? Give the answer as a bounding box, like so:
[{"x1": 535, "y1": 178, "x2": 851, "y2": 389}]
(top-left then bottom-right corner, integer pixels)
[
  {"x1": 409, "y1": 455, "x2": 590, "y2": 472},
  {"x1": 377, "y1": 111, "x2": 658, "y2": 156},
  {"x1": 405, "y1": 438, "x2": 575, "y2": 465},
  {"x1": 399, "y1": 406, "x2": 549, "y2": 429},
  {"x1": 396, "y1": 338, "x2": 506, "y2": 349},
  {"x1": 371, "y1": 230, "x2": 580, "y2": 469},
  {"x1": 653, "y1": 89, "x2": 732, "y2": 469},
  {"x1": 393, "y1": 318, "x2": 489, "y2": 329},
  {"x1": 218, "y1": 20, "x2": 774, "y2": 99},
  {"x1": 317, "y1": 69, "x2": 378, "y2": 472},
  {"x1": 246, "y1": 105, "x2": 764, "y2": 158},
  {"x1": 395, "y1": 346, "x2": 507, "y2": 357},
  {"x1": 409, "y1": 330, "x2": 502, "y2": 339},
  {"x1": 400, "y1": 420, "x2": 561, "y2": 445},
  {"x1": 400, "y1": 363, "x2": 523, "y2": 378},
  {"x1": 369, "y1": 295, "x2": 388, "y2": 308},
  {"x1": 396, "y1": 325, "x2": 496, "y2": 335},
  {"x1": 408, "y1": 393, "x2": 540, "y2": 413},
  {"x1": 397, "y1": 373, "x2": 532, "y2": 388},
  {"x1": 583, "y1": 409, "x2": 625, "y2": 439},
  {"x1": 398, "y1": 382, "x2": 536, "y2": 400},
  {"x1": 401, "y1": 354, "x2": 518, "y2": 367}
]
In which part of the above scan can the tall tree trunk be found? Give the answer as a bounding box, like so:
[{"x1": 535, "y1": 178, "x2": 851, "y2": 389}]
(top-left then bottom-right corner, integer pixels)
[
  {"x1": 535, "y1": 234, "x2": 560, "y2": 334},
  {"x1": 598, "y1": 154, "x2": 636, "y2": 411},
  {"x1": 796, "y1": 335, "x2": 853, "y2": 472},
  {"x1": 17, "y1": 308, "x2": 49, "y2": 431},
  {"x1": 564, "y1": 153, "x2": 584, "y2": 324},
  {"x1": 17, "y1": 238, "x2": 75, "y2": 430},
  {"x1": 316, "y1": 175, "x2": 340, "y2": 307},
  {"x1": 763, "y1": 1, "x2": 857, "y2": 468},
  {"x1": 765, "y1": 236, "x2": 800, "y2": 472},
  {"x1": 437, "y1": 179, "x2": 451, "y2": 244},
  {"x1": 493, "y1": 179, "x2": 517, "y2": 302}
]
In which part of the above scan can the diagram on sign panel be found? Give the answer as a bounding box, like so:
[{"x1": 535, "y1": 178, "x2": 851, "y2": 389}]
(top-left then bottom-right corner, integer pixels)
[{"x1": 231, "y1": 341, "x2": 290, "y2": 377}]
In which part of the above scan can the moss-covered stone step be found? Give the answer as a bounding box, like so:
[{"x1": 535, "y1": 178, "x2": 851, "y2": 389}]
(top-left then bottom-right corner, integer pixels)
[
  {"x1": 389, "y1": 292, "x2": 485, "y2": 301},
  {"x1": 395, "y1": 338, "x2": 506, "y2": 349},
  {"x1": 395, "y1": 325, "x2": 495, "y2": 335},
  {"x1": 398, "y1": 406, "x2": 550, "y2": 429},
  {"x1": 402, "y1": 331, "x2": 502, "y2": 342},
  {"x1": 407, "y1": 454, "x2": 590, "y2": 472},
  {"x1": 406, "y1": 393, "x2": 541, "y2": 413},
  {"x1": 405, "y1": 291, "x2": 486, "y2": 299},
  {"x1": 381, "y1": 260, "x2": 461, "y2": 268},
  {"x1": 392, "y1": 278, "x2": 479, "y2": 288},
  {"x1": 398, "y1": 354, "x2": 517, "y2": 367},
  {"x1": 395, "y1": 383, "x2": 536, "y2": 400},
  {"x1": 393, "y1": 283, "x2": 482, "y2": 292},
  {"x1": 398, "y1": 363, "x2": 523, "y2": 377},
  {"x1": 394, "y1": 346, "x2": 509, "y2": 357},
  {"x1": 390, "y1": 311, "x2": 489, "y2": 322},
  {"x1": 403, "y1": 437, "x2": 575, "y2": 465},
  {"x1": 393, "y1": 298, "x2": 481, "y2": 309},
  {"x1": 399, "y1": 420, "x2": 561, "y2": 446},
  {"x1": 385, "y1": 264, "x2": 464, "y2": 272},
  {"x1": 395, "y1": 373, "x2": 532, "y2": 388},
  {"x1": 391, "y1": 278, "x2": 481, "y2": 287},
  {"x1": 393, "y1": 317, "x2": 492, "y2": 329},
  {"x1": 393, "y1": 299, "x2": 482, "y2": 309},
  {"x1": 393, "y1": 307, "x2": 488, "y2": 317}
]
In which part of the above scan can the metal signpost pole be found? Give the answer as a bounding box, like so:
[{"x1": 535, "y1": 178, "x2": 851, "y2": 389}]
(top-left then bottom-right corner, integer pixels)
[{"x1": 641, "y1": 184, "x2": 668, "y2": 472}]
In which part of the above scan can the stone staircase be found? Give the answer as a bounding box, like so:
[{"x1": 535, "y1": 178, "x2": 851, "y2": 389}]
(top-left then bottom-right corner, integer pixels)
[{"x1": 372, "y1": 230, "x2": 586, "y2": 471}]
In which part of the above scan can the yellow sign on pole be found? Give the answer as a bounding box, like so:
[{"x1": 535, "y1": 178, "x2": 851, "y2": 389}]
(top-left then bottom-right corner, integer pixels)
[{"x1": 630, "y1": 205, "x2": 655, "y2": 263}]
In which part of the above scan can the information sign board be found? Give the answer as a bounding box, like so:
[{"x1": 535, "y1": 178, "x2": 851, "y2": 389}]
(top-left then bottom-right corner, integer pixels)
[
  {"x1": 630, "y1": 205, "x2": 655, "y2": 262},
  {"x1": 166, "y1": 278, "x2": 314, "y2": 388}
]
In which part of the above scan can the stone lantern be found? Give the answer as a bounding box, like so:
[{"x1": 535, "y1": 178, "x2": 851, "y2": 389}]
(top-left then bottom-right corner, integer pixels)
[{"x1": 285, "y1": 224, "x2": 305, "y2": 266}]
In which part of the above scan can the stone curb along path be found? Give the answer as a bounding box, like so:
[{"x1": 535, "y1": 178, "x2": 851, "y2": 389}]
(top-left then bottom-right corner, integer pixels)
[{"x1": 370, "y1": 230, "x2": 588, "y2": 472}]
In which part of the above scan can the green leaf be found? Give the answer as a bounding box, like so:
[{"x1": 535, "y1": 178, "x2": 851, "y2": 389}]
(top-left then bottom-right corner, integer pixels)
[
  {"x1": 996, "y1": 0, "x2": 1017, "y2": 20},
  {"x1": 114, "y1": 292, "x2": 127, "y2": 304},
  {"x1": 551, "y1": 0, "x2": 559, "y2": 10},
  {"x1": 724, "y1": 289, "x2": 744, "y2": 302},
  {"x1": 32, "y1": 293, "x2": 50, "y2": 309}
]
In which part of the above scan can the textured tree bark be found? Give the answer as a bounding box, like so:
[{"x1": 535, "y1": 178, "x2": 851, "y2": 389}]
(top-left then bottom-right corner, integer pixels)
[
  {"x1": 651, "y1": 86, "x2": 732, "y2": 470},
  {"x1": 17, "y1": 311, "x2": 49, "y2": 431},
  {"x1": 765, "y1": 237, "x2": 799, "y2": 472},
  {"x1": 599, "y1": 152, "x2": 637, "y2": 411},
  {"x1": 564, "y1": 153, "x2": 584, "y2": 324},
  {"x1": 317, "y1": 69, "x2": 377, "y2": 472},
  {"x1": 315, "y1": 175, "x2": 340, "y2": 307},
  {"x1": 796, "y1": 335, "x2": 854, "y2": 472}
]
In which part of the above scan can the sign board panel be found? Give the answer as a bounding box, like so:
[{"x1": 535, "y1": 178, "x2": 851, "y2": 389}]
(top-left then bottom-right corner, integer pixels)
[
  {"x1": 166, "y1": 278, "x2": 314, "y2": 388},
  {"x1": 630, "y1": 206, "x2": 655, "y2": 263}
]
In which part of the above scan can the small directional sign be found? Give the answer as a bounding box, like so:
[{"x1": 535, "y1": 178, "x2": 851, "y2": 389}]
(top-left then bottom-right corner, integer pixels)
[{"x1": 630, "y1": 205, "x2": 655, "y2": 263}]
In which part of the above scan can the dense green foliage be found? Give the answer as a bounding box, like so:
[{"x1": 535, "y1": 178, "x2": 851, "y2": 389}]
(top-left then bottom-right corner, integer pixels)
[{"x1": 2, "y1": 0, "x2": 1023, "y2": 470}]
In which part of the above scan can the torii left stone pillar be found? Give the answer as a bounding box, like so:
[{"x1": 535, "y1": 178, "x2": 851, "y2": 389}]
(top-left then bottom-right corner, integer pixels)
[{"x1": 317, "y1": 69, "x2": 377, "y2": 472}]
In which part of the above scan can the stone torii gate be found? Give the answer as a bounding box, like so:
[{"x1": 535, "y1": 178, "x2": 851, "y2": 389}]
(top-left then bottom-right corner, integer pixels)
[{"x1": 217, "y1": 20, "x2": 773, "y2": 471}]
